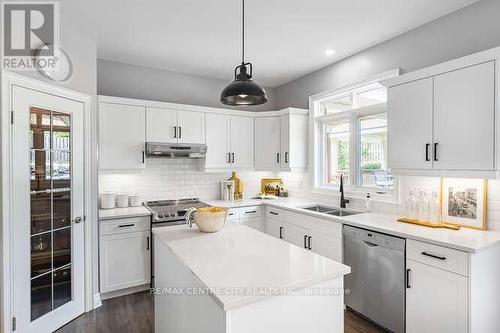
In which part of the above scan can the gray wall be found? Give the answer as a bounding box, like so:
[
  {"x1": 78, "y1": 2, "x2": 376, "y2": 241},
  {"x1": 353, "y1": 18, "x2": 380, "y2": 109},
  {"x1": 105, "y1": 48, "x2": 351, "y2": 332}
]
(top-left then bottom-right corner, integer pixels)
[
  {"x1": 274, "y1": 0, "x2": 500, "y2": 109},
  {"x1": 97, "y1": 59, "x2": 276, "y2": 111}
]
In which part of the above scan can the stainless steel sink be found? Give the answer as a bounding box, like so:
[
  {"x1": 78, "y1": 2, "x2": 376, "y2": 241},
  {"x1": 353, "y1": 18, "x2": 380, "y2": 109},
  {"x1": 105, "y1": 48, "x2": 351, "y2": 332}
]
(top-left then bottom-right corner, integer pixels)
[
  {"x1": 301, "y1": 205, "x2": 363, "y2": 217},
  {"x1": 302, "y1": 205, "x2": 337, "y2": 213}
]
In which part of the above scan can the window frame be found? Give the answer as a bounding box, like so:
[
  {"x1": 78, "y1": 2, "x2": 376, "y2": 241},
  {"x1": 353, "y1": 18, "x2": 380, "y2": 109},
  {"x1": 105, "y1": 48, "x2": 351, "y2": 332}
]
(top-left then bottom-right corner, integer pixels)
[{"x1": 309, "y1": 69, "x2": 400, "y2": 201}]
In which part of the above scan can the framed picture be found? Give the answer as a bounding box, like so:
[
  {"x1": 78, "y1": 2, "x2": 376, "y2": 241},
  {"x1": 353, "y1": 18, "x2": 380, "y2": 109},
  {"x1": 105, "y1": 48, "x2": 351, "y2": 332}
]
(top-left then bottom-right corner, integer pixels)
[{"x1": 441, "y1": 178, "x2": 487, "y2": 230}]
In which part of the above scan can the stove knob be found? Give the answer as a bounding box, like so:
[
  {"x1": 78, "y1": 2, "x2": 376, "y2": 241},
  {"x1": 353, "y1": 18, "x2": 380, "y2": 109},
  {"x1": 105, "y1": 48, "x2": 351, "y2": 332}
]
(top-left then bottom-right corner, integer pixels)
[
  {"x1": 170, "y1": 212, "x2": 176, "y2": 217},
  {"x1": 158, "y1": 213, "x2": 164, "y2": 218}
]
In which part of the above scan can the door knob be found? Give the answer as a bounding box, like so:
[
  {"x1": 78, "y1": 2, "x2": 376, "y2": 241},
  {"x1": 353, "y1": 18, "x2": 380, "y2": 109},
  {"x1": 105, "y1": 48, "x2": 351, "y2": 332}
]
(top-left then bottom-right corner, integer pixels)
[{"x1": 72, "y1": 216, "x2": 84, "y2": 224}]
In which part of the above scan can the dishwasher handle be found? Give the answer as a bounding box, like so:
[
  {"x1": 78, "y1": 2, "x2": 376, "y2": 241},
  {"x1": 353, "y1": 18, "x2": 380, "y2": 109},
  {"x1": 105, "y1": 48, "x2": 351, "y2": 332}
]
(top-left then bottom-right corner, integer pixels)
[
  {"x1": 406, "y1": 268, "x2": 411, "y2": 288},
  {"x1": 363, "y1": 240, "x2": 379, "y2": 247}
]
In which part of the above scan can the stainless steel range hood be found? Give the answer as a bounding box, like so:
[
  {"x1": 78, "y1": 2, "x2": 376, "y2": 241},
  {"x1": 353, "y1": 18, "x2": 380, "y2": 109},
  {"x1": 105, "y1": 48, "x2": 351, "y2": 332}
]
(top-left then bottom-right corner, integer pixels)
[{"x1": 145, "y1": 142, "x2": 207, "y2": 158}]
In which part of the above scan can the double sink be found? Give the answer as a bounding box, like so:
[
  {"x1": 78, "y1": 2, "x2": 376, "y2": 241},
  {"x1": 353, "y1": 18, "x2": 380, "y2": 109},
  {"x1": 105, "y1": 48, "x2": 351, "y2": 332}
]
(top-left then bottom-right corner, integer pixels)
[{"x1": 300, "y1": 204, "x2": 363, "y2": 217}]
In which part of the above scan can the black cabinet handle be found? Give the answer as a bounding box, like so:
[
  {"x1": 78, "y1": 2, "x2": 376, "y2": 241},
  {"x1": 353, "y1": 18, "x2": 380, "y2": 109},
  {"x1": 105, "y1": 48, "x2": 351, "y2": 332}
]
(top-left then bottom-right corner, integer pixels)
[
  {"x1": 421, "y1": 251, "x2": 446, "y2": 261},
  {"x1": 147, "y1": 236, "x2": 150, "y2": 250},
  {"x1": 142, "y1": 151, "x2": 145, "y2": 164},
  {"x1": 179, "y1": 126, "x2": 182, "y2": 139},
  {"x1": 231, "y1": 153, "x2": 235, "y2": 163},
  {"x1": 269, "y1": 211, "x2": 278, "y2": 216},
  {"x1": 279, "y1": 226, "x2": 283, "y2": 239},
  {"x1": 276, "y1": 153, "x2": 280, "y2": 164},
  {"x1": 425, "y1": 143, "x2": 430, "y2": 161},
  {"x1": 406, "y1": 268, "x2": 411, "y2": 288},
  {"x1": 244, "y1": 211, "x2": 257, "y2": 214},
  {"x1": 304, "y1": 235, "x2": 308, "y2": 249},
  {"x1": 285, "y1": 152, "x2": 289, "y2": 163},
  {"x1": 433, "y1": 143, "x2": 438, "y2": 161},
  {"x1": 118, "y1": 224, "x2": 135, "y2": 228},
  {"x1": 308, "y1": 236, "x2": 312, "y2": 250},
  {"x1": 173, "y1": 126, "x2": 177, "y2": 138},
  {"x1": 227, "y1": 153, "x2": 231, "y2": 163}
]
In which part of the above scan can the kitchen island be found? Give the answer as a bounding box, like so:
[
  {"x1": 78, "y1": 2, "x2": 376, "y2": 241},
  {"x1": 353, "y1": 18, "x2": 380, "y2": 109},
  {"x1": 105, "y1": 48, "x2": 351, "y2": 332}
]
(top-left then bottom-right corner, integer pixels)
[{"x1": 152, "y1": 221, "x2": 350, "y2": 333}]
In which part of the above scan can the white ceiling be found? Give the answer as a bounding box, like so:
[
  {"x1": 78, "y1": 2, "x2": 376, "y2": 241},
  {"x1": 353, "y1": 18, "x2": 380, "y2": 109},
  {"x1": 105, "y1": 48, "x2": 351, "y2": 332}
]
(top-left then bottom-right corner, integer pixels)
[{"x1": 68, "y1": 0, "x2": 479, "y2": 87}]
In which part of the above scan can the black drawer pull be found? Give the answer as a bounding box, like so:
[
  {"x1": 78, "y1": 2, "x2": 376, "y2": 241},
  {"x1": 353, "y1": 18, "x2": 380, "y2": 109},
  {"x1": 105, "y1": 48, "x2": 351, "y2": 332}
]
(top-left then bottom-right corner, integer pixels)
[
  {"x1": 304, "y1": 235, "x2": 308, "y2": 249},
  {"x1": 118, "y1": 224, "x2": 135, "y2": 228},
  {"x1": 308, "y1": 236, "x2": 312, "y2": 250},
  {"x1": 421, "y1": 251, "x2": 446, "y2": 261},
  {"x1": 433, "y1": 143, "x2": 438, "y2": 161},
  {"x1": 269, "y1": 211, "x2": 278, "y2": 216},
  {"x1": 229, "y1": 213, "x2": 234, "y2": 216},
  {"x1": 406, "y1": 268, "x2": 411, "y2": 288},
  {"x1": 279, "y1": 226, "x2": 283, "y2": 239},
  {"x1": 425, "y1": 143, "x2": 430, "y2": 161},
  {"x1": 244, "y1": 211, "x2": 257, "y2": 214},
  {"x1": 147, "y1": 236, "x2": 150, "y2": 250}
]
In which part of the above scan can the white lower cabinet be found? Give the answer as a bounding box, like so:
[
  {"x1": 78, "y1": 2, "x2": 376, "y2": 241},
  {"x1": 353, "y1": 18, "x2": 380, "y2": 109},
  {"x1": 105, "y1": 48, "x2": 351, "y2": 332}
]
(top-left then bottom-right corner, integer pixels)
[
  {"x1": 406, "y1": 259, "x2": 468, "y2": 333},
  {"x1": 100, "y1": 217, "x2": 151, "y2": 294},
  {"x1": 264, "y1": 209, "x2": 342, "y2": 261},
  {"x1": 228, "y1": 206, "x2": 264, "y2": 232},
  {"x1": 406, "y1": 239, "x2": 468, "y2": 333}
]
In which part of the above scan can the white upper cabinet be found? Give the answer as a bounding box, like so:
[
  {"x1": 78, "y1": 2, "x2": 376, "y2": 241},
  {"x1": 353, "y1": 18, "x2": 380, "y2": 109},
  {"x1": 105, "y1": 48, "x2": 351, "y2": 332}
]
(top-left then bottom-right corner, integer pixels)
[
  {"x1": 255, "y1": 109, "x2": 308, "y2": 171},
  {"x1": 146, "y1": 107, "x2": 205, "y2": 144},
  {"x1": 146, "y1": 107, "x2": 177, "y2": 143},
  {"x1": 205, "y1": 113, "x2": 231, "y2": 168},
  {"x1": 205, "y1": 114, "x2": 254, "y2": 169},
  {"x1": 255, "y1": 116, "x2": 281, "y2": 170},
  {"x1": 177, "y1": 110, "x2": 206, "y2": 144},
  {"x1": 387, "y1": 78, "x2": 433, "y2": 170},
  {"x1": 230, "y1": 116, "x2": 254, "y2": 168},
  {"x1": 99, "y1": 103, "x2": 146, "y2": 170},
  {"x1": 382, "y1": 47, "x2": 500, "y2": 177},
  {"x1": 433, "y1": 62, "x2": 495, "y2": 171},
  {"x1": 282, "y1": 113, "x2": 308, "y2": 170}
]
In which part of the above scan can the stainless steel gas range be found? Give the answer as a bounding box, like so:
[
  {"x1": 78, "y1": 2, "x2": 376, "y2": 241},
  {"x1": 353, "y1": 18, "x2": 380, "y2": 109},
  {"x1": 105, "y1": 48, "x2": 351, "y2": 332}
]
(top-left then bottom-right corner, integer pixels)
[
  {"x1": 144, "y1": 198, "x2": 210, "y2": 286},
  {"x1": 144, "y1": 198, "x2": 210, "y2": 228}
]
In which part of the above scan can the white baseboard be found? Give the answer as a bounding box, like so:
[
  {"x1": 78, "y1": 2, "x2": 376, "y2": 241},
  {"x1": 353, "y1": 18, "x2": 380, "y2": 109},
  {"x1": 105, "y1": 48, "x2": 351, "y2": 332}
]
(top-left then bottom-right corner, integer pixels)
[
  {"x1": 93, "y1": 293, "x2": 102, "y2": 309},
  {"x1": 100, "y1": 284, "x2": 150, "y2": 301}
]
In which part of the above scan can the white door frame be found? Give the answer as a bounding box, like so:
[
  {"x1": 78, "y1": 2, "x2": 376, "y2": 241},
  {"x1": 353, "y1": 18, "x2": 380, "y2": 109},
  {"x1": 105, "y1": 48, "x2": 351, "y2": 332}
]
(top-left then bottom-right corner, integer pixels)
[{"x1": 1, "y1": 70, "x2": 96, "y2": 332}]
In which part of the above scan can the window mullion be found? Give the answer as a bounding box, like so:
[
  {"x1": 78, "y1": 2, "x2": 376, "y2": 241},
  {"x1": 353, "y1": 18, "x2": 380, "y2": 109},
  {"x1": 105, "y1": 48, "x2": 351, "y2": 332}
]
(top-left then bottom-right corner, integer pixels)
[{"x1": 351, "y1": 114, "x2": 359, "y2": 187}]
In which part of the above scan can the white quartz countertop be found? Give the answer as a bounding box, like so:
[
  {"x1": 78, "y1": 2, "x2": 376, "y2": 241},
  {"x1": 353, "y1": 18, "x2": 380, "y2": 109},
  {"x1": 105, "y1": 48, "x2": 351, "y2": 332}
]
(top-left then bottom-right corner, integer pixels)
[
  {"x1": 152, "y1": 221, "x2": 351, "y2": 311},
  {"x1": 206, "y1": 198, "x2": 500, "y2": 253},
  {"x1": 99, "y1": 206, "x2": 151, "y2": 220}
]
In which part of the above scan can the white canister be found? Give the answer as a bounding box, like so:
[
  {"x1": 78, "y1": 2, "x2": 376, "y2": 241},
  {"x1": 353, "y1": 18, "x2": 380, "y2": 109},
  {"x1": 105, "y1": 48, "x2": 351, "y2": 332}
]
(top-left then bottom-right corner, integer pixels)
[
  {"x1": 116, "y1": 194, "x2": 130, "y2": 208},
  {"x1": 100, "y1": 192, "x2": 116, "y2": 209},
  {"x1": 129, "y1": 195, "x2": 142, "y2": 207}
]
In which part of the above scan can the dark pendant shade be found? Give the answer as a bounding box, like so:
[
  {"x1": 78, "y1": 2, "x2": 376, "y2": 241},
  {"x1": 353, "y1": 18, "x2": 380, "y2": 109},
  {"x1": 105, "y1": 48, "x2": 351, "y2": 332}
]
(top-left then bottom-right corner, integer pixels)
[{"x1": 220, "y1": 63, "x2": 267, "y2": 106}]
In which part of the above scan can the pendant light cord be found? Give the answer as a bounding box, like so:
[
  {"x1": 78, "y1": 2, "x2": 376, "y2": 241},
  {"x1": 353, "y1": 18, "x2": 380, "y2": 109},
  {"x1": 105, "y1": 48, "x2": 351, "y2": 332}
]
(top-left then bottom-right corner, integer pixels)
[{"x1": 242, "y1": 0, "x2": 245, "y2": 64}]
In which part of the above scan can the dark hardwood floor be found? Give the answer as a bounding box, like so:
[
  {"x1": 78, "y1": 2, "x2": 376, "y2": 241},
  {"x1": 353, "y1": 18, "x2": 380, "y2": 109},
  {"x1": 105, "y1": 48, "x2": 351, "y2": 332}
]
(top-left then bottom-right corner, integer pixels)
[{"x1": 56, "y1": 291, "x2": 386, "y2": 333}]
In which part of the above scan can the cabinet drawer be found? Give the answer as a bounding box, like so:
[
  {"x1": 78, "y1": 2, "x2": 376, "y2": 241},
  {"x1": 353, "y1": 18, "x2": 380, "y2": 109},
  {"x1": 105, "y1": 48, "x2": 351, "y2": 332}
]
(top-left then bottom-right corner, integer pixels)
[
  {"x1": 265, "y1": 206, "x2": 285, "y2": 220},
  {"x1": 285, "y1": 211, "x2": 342, "y2": 238},
  {"x1": 228, "y1": 209, "x2": 240, "y2": 220},
  {"x1": 100, "y1": 216, "x2": 150, "y2": 236},
  {"x1": 407, "y1": 239, "x2": 468, "y2": 276},
  {"x1": 239, "y1": 206, "x2": 262, "y2": 218}
]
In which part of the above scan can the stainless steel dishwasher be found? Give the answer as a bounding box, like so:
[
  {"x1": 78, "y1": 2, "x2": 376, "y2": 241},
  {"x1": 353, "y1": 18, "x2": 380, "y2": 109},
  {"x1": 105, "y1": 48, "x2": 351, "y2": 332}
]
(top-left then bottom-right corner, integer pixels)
[{"x1": 343, "y1": 225, "x2": 406, "y2": 333}]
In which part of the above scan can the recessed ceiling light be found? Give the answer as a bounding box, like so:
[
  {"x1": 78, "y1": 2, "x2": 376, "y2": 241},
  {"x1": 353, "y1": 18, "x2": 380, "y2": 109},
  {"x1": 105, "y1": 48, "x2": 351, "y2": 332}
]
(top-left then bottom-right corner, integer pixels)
[{"x1": 325, "y1": 49, "x2": 336, "y2": 56}]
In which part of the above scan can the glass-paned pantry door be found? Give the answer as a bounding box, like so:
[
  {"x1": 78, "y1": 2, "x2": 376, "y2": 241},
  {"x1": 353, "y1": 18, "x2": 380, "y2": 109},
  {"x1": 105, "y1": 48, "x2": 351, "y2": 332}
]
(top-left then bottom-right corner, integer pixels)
[{"x1": 12, "y1": 86, "x2": 85, "y2": 333}]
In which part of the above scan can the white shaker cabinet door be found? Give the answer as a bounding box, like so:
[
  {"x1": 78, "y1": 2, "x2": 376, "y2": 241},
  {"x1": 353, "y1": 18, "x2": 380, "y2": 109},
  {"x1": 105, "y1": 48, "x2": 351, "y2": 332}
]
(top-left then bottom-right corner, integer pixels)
[
  {"x1": 387, "y1": 78, "x2": 433, "y2": 170},
  {"x1": 255, "y1": 116, "x2": 281, "y2": 170},
  {"x1": 99, "y1": 103, "x2": 146, "y2": 169},
  {"x1": 146, "y1": 107, "x2": 177, "y2": 143},
  {"x1": 230, "y1": 116, "x2": 254, "y2": 168},
  {"x1": 433, "y1": 61, "x2": 495, "y2": 170},
  {"x1": 309, "y1": 231, "x2": 342, "y2": 262},
  {"x1": 205, "y1": 113, "x2": 231, "y2": 168},
  {"x1": 177, "y1": 110, "x2": 205, "y2": 144},
  {"x1": 100, "y1": 231, "x2": 151, "y2": 293},
  {"x1": 406, "y1": 259, "x2": 468, "y2": 333},
  {"x1": 284, "y1": 223, "x2": 309, "y2": 249},
  {"x1": 266, "y1": 218, "x2": 284, "y2": 239}
]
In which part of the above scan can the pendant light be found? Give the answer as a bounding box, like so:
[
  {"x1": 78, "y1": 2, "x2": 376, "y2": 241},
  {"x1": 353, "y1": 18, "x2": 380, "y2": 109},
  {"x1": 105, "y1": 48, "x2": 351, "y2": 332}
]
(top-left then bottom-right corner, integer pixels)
[{"x1": 220, "y1": 0, "x2": 267, "y2": 106}]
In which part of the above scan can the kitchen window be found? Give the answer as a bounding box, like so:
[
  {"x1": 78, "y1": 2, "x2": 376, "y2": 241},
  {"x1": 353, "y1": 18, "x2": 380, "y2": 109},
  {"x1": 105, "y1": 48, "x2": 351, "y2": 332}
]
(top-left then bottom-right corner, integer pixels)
[{"x1": 311, "y1": 70, "x2": 399, "y2": 196}]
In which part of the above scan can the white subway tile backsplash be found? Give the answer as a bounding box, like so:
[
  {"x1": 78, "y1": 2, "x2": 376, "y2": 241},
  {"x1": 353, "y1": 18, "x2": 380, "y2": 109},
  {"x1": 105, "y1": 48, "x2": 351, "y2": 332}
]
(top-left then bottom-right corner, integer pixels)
[{"x1": 98, "y1": 158, "x2": 306, "y2": 203}]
